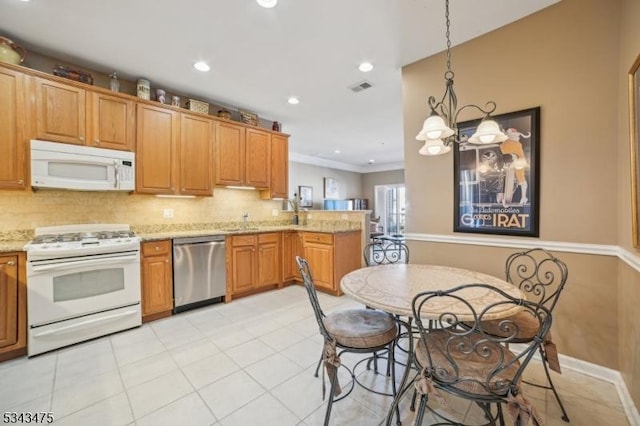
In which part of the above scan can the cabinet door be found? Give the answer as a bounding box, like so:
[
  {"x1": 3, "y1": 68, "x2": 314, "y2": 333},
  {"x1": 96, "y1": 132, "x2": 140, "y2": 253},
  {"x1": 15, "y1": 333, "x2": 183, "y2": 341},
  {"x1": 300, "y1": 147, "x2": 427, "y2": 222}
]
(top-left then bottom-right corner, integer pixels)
[
  {"x1": 89, "y1": 92, "x2": 135, "y2": 151},
  {"x1": 257, "y1": 233, "x2": 280, "y2": 288},
  {"x1": 0, "y1": 67, "x2": 26, "y2": 189},
  {"x1": 269, "y1": 134, "x2": 288, "y2": 198},
  {"x1": 141, "y1": 242, "x2": 173, "y2": 320},
  {"x1": 0, "y1": 255, "x2": 19, "y2": 348},
  {"x1": 282, "y1": 232, "x2": 296, "y2": 282},
  {"x1": 34, "y1": 77, "x2": 86, "y2": 145},
  {"x1": 215, "y1": 121, "x2": 245, "y2": 186},
  {"x1": 304, "y1": 242, "x2": 334, "y2": 291},
  {"x1": 245, "y1": 128, "x2": 271, "y2": 188},
  {"x1": 136, "y1": 103, "x2": 179, "y2": 194},
  {"x1": 230, "y1": 245, "x2": 256, "y2": 293},
  {"x1": 180, "y1": 113, "x2": 214, "y2": 196}
]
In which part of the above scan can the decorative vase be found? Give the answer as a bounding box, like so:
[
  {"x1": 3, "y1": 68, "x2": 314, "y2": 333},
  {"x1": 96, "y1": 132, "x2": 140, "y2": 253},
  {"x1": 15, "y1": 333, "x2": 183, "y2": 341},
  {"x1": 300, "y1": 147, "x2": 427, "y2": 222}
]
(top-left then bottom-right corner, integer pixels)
[{"x1": 292, "y1": 214, "x2": 299, "y2": 225}]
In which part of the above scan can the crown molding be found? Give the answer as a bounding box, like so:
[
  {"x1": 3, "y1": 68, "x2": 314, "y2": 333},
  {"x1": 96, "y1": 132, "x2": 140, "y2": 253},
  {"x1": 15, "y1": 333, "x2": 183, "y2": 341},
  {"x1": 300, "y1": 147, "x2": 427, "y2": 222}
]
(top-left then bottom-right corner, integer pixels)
[{"x1": 289, "y1": 152, "x2": 404, "y2": 174}]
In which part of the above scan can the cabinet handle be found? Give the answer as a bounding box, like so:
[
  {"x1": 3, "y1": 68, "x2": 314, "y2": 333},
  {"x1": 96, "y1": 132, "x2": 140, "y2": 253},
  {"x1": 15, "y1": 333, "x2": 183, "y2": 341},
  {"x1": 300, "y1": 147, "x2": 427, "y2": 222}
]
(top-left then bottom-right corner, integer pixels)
[
  {"x1": 7, "y1": 261, "x2": 15, "y2": 266},
  {"x1": 155, "y1": 246, "x2": 160, "y2": 251},
  {"x1": 165, "y1": 260, "x2": 169, "y2": 263},
  {"x1": 79, "y1": 136, "x2": 85, "y2": 141},
  {"x1": 18, "y1": 179, "x2": 24, "y2": 184},
  {"x1": 94, "y1": 139, "x2": 100, "y2": 144}
]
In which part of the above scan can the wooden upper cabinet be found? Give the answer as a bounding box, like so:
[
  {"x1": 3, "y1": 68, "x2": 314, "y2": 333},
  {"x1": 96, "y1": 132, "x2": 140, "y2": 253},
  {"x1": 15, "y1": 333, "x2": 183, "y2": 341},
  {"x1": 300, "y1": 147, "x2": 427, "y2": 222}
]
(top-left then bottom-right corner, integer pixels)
[
  {"x1": 0, "y1": 67, "x2": 26, "y2": 189},
  {"x1": 136, "y1": 103, "x2": 179, "y2": 194},
  {"x1": 88, "y1": 92, "x2": 135, "y2": 151},
  {"x1": 180, "y1": 113, "x2": 214, "y2": 196},
  {"x1": 215, "y1": 120, "x2": 245, "y2": 186},
  {"x1": 261, "y1": 134, "x2": 288, "y2": 199},
  {"x1": 34, "y1": 77, "x2": 86, "y2": 145},
  {"x1": 245, "y1": 128, "x2": 271, "y2": 189}
]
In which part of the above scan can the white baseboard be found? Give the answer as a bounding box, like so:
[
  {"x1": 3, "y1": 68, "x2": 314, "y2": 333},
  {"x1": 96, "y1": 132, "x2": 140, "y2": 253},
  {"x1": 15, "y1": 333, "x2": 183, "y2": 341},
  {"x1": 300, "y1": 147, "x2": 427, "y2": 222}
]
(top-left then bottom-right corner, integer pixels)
[
  {"x1": 558, "y1": 354, "x2": 640, "y2": 426},
  {"x1": 512, "y1": 344, "x2": 640, "y2": 426}
]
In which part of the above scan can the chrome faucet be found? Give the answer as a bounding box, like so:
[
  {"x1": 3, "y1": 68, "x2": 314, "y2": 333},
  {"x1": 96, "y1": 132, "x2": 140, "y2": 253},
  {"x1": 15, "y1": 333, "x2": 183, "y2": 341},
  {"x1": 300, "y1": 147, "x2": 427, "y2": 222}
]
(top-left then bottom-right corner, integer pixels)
[{"x1": 242, "y1": 212, "x2": 249, "y2": 228}]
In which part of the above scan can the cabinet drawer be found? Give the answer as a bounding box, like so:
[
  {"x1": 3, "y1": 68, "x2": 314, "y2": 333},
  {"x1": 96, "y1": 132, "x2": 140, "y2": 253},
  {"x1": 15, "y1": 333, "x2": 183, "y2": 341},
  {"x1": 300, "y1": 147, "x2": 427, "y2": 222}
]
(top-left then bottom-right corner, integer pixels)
[
  {"x1": 231, "y1": 234, "x2": 257, "y2": 247},
  {"x1": 258, "y1": 232, "x2": 279, "y2": 244},
  {"x1": 142, "y1": 240, "x2": 171, "y2": 256},
  {"x1": 303, "y1": 232, "x2": 333, "y2": 245}
]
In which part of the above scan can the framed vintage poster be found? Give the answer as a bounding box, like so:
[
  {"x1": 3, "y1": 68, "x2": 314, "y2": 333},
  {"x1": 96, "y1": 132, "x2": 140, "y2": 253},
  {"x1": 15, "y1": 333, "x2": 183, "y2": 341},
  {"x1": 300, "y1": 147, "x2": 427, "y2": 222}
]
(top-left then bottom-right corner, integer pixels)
[
  {"x1": 323, "y1": 177, "x2": 339, "y2": 199},
  {"x1": 453, "y1": 107, "x2": 540, "y2": 237},
  {"x1": 629, "y1": 54, "x2": 640, "y2": 247},
  {"x1": 298, "y1": 185, "x2": 313, "y2": 208}
]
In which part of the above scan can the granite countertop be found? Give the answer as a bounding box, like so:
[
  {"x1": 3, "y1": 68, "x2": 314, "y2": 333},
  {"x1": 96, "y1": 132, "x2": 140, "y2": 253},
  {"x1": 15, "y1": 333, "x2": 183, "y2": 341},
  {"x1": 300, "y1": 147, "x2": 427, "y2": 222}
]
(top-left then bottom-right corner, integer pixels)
[
  {"x1": 0, "y1": 240, "x2": 29, "y2": 253},
  {"x1": 0, "y1": 222, "x2": 362, "y2": 251},
  {"x1": 137, "y1": 224, "x2": 361, "y2": 241}
]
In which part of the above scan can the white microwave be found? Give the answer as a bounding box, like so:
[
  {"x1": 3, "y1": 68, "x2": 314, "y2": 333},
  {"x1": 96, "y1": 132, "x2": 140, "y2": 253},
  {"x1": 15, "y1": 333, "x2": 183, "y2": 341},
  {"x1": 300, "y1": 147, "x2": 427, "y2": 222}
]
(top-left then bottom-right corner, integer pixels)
[{"x1": 31, "y1": 140, "x2": 135, "y2": 191}]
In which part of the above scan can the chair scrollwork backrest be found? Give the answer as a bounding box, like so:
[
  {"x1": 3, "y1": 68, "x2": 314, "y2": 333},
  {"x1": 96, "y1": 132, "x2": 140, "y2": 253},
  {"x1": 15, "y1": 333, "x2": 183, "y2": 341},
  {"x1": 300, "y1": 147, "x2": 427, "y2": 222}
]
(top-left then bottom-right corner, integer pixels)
[
  {"x1": 296, "y1": 256, "x2": 333, "y2": 342},
  {"x1": 505, "y1": 248, "x2": 568, "y2": 312},
  {"x1": 364, "y1": 240, "x2": 410, "y2": 266},
  {"x1": 411, "y1": 283, "x2": 552, "y2": 397}
]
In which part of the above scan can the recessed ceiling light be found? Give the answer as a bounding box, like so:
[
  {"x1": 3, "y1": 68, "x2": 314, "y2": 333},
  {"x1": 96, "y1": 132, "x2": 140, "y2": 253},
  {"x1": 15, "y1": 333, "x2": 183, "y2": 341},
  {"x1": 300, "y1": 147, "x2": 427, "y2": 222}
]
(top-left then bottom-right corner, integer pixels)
[
  {"x1": 334, "y1": 150, "x2": 341, "y2": 154},
  {"x1": 193, "y1": 61, "x2": 210, "y2": 72},
  {"x1": 368, "y1": 159, "x2": 375, "y2": 164},
  {"x1": 287, "y1": 97, "x2": 299, "y2": 105},
  {"x1": 358, "y1": 62, "x2": 374, "y2": 72},
  {"x1": 256, "y1": 0, "x2": 277, "y2": 8}
]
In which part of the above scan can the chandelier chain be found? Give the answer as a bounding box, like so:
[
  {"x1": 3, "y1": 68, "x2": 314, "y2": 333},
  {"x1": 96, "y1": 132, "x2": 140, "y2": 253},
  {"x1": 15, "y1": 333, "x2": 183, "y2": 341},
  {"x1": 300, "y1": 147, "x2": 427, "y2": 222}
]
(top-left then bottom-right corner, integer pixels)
[{"x1": 445, "y1": 0, "x2": 452, "y2": 75}]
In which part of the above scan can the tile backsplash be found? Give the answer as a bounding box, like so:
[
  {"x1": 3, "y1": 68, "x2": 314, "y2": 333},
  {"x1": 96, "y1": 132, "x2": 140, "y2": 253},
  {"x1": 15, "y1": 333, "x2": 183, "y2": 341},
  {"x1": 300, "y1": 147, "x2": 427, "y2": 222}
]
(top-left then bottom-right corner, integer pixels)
[{"x1": 0, "y1": 188, "x2": 284, "y2": 232}]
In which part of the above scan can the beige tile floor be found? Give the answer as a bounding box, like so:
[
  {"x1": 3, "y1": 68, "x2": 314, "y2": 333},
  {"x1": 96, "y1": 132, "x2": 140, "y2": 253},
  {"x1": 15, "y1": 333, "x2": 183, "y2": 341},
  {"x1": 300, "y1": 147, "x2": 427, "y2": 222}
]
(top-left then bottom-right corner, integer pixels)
[{"x1": 0, "y1": 285, "x2": 631, "y2": 425}]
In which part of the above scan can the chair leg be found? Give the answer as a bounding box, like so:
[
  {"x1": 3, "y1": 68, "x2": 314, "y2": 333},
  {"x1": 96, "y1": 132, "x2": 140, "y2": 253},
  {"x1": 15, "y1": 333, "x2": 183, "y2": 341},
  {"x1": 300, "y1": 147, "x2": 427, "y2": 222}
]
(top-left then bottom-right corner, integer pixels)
[
  {"x1": 540, "y1": 346, "x2": 570, "y2": 422},
  {"x1": 415, "y1": 394, "x2": 428, "y2": 425},
  {"x1": 314, "y1": 352, "x2": 322, "y2": 378},
  {"x1": 389, "y1": 341, "x2": 401, "y2": 425},
  {"x1": 324, "y1": 364, "x2": 339, "y2": 426}
]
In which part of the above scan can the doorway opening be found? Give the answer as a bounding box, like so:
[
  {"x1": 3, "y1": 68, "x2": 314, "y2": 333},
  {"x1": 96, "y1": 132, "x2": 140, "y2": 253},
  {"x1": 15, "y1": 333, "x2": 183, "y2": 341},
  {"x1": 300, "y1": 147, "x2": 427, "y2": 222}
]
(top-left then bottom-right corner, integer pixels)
[{"x1": 374, "y1": 184, "x2": 406, "y2": 236}]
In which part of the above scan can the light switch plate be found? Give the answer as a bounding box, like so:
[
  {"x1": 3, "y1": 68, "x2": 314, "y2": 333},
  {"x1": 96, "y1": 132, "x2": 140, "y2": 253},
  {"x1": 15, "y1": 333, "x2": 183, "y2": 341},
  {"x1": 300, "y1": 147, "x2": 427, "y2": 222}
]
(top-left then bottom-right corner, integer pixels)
[
  {"x1": 272, "y1": 209, "x2": 279, "y2": 217},
  {"x1": 163, "y1": 208, "x2": 174, "y2": 218}
]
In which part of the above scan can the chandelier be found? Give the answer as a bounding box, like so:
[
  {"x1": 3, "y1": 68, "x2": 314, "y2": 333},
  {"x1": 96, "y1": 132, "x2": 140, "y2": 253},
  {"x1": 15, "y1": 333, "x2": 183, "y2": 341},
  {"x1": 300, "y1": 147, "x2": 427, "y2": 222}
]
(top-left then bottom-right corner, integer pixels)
[{"x1": 416, "y1": 0, "x2": 507, "y2": 156}]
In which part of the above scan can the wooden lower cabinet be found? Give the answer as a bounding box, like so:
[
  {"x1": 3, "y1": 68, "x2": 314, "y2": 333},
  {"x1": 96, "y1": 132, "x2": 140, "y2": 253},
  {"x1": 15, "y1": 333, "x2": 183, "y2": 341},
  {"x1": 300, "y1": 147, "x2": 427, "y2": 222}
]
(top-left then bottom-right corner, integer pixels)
[
  {"x1": 282, "y1": 231, "x2": 303, "y2": 283},
  {"x1": 301, "y1": 231, "x2": 361, "y2": 296},
  {"x1": 226, "y1": 233, "x2": 282, "y2": 302},
  {"x1": 141, "y1": 240, "x2": 173, "y2": 322},
  {"x1": 0, "y1": 252, "x2": 26, "y2": 362}
]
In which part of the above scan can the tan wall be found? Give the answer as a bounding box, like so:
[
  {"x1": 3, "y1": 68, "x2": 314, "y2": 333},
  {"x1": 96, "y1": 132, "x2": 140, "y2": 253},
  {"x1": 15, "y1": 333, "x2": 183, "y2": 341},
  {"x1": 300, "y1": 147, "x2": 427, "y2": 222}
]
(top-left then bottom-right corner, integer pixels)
[
  {"x1": 361, "y1": 169, "x2": 405, "y2": 218},
  {"x1": 618, "y1": 0, "x2": 640, "y2": 409},
  {"x1": 403, "y1": 0, "x2": 622, "y2": 373},
  {"x1": 289, "y1": 161, "x2": 363, "y2": 209}
]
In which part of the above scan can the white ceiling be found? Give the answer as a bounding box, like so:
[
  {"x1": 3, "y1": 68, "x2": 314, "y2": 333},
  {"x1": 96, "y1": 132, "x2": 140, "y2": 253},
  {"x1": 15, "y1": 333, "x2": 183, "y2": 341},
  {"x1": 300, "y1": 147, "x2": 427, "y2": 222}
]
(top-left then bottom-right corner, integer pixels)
[{"x1": 0, "y1": 0, "x2": 558, "y2": 172}]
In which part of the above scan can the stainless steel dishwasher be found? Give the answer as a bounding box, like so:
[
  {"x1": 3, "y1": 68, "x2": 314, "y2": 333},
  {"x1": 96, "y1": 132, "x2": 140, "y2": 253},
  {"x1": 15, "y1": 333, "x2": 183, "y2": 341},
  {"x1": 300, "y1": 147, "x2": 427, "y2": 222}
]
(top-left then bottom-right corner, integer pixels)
[{"x1": 172, "y1": 235, "x2": 226, "y2": 313}]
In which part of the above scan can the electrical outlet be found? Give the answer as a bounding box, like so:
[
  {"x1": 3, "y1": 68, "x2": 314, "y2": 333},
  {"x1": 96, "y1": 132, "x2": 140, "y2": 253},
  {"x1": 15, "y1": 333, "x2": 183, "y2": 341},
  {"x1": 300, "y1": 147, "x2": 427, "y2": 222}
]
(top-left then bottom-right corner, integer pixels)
[
  {"x1": 307, "y1": 213, "x2": 313, "y2": 219},
  {"x1": 272, "y1": 209, "x2": 279, "y2": 217},
  {"x1": 163, "y1": 208, "x2": 174, "y2": 218},
  {"x1": 341, "y1": 214, "x2": 348, "y2": 219}
]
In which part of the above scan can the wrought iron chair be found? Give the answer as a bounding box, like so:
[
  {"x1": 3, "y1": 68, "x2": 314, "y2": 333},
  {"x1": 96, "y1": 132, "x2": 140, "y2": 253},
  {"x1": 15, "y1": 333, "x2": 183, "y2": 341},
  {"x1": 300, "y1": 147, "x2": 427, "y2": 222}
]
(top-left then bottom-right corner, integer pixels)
[
  {"x1": 296, "y1": 256, "x2": 400, "y2": 426},
  {"x1": 406, "y1": 283, "x2": 552, "y2": 426},
  {"x1": 481, "y1": 248, "x2": 570, "y2": 422},
  {"x1": 364, "y1": 238, "x2": 410, "y2": 266},
  {"x1": 362, "y1": 239, "x2": 410, "y2": 373}
]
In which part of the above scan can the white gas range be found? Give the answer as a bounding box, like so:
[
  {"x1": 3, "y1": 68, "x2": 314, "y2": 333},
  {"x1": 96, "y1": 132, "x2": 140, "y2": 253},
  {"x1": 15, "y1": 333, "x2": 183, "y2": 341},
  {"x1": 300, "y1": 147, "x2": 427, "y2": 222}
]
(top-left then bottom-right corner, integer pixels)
[{"x1": 24, "y1": 224, "x2": 142, "y2": 356}]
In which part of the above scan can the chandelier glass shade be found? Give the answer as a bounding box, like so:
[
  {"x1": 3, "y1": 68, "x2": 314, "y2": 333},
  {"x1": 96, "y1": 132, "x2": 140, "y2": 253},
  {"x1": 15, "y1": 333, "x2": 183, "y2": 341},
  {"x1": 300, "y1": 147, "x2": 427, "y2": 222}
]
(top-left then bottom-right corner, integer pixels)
[{"x1": 416, "y1": 0, "x2": 507, "y2": 156}]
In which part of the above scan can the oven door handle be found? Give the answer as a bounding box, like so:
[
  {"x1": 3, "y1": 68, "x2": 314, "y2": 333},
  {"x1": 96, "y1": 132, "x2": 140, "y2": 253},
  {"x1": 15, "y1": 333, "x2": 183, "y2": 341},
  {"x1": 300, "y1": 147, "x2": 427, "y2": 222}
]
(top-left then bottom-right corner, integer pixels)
[
  {"x1": 31, "y1": 308, "x2": 140, "y2": 337},
  {"x1": 30, "y1": 255, "x2": 139, "y2": 273}
]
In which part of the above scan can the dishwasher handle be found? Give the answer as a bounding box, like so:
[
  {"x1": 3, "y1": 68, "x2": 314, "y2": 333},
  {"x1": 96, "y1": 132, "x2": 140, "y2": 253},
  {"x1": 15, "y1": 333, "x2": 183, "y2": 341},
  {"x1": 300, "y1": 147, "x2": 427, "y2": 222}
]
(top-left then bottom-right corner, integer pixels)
[{"x1": 173, "y1": 235, "x2": 226, "y2": 245}]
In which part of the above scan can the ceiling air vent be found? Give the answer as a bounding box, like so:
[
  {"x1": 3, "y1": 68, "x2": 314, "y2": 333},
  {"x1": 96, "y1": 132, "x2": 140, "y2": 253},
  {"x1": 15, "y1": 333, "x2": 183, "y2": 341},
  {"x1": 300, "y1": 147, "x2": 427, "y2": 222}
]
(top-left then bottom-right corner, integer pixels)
[{"x1": 349, "y1": 80, "x2": 373, "y2": 93}]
